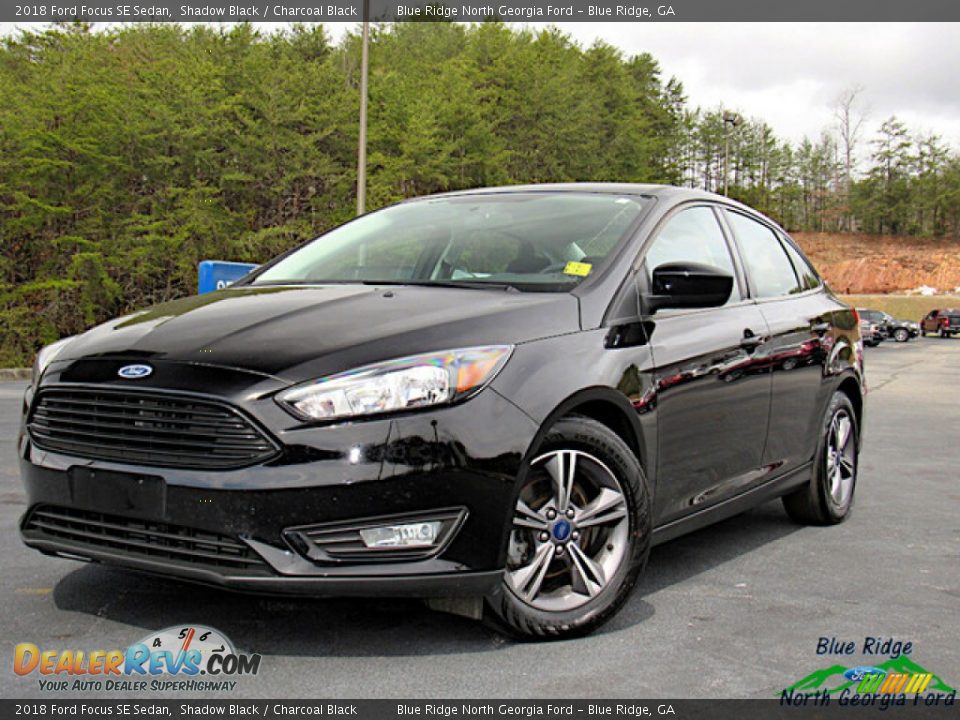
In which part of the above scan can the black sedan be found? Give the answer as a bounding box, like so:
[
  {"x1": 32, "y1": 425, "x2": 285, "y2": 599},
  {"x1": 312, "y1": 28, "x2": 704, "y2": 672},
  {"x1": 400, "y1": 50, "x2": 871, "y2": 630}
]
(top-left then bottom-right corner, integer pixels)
[
  {"x1": 20, "y1": 184, "x2": 864, "y2": 639},
  {"x1": 858, "y1": 308, "x2": 919, "y2": 343}
]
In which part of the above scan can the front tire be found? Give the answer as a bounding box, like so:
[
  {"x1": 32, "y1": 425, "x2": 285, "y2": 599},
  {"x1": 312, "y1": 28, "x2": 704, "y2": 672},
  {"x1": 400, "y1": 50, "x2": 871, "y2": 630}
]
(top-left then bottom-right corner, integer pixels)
[
  {"x1": 782, "y1": 391, "x2": 858, "y2": 525},
  {"x1": 894, "y1": 328, "x2": 909, "y2": 343},
  {"x1": 486, "y1": 415, "x2": 650, "y2": 640}
]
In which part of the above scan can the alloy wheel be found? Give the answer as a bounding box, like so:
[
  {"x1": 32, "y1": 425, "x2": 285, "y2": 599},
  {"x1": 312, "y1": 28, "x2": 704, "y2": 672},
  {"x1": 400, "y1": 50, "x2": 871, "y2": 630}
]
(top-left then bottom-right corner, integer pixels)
[
  {"x1": 506, "y1": 449, "x2": 630, "y2": 612},
  {"x1": 825, "y1": 410, "x2": 856, "y2": 508}
]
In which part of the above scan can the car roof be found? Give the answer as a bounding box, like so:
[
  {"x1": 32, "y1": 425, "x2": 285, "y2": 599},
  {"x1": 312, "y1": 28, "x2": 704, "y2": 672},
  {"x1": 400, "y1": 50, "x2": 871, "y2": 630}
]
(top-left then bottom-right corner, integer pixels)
[
  {"x1": 407, "y1": 182, "x2": 758, "y2": 211},
  {"x1": 398, "y1": 183, "x2": 791, "y2": 243}
]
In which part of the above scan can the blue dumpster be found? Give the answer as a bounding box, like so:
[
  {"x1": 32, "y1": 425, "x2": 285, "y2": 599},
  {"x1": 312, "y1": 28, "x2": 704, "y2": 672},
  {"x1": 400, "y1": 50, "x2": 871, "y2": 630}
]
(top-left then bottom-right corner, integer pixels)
[{"x1": 198, "y1": 260, "x2": 259, "y2": 294}]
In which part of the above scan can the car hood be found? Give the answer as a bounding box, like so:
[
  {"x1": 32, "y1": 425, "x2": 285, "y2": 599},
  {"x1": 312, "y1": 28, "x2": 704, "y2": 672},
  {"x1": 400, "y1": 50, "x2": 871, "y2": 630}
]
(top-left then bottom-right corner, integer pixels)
[{"x1": 54, "y1": 285, "x2": 580, "y2": 382}]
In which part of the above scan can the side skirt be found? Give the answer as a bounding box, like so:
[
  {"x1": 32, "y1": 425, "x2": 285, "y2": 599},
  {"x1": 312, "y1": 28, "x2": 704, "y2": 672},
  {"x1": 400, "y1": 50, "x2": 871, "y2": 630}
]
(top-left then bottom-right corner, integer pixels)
[{"x1": 651, "y1": 462, "x2": 812, "y2": 547}]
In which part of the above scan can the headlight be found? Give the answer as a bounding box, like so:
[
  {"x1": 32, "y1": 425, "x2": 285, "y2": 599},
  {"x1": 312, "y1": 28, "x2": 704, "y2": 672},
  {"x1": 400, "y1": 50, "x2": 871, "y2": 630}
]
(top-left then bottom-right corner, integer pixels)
[
  {"x1": 31, "y1": 336, "x2": 76, "y2": 386},
  {"x1": 278, "y1": 346, "x2": 513, "y2": 422}
]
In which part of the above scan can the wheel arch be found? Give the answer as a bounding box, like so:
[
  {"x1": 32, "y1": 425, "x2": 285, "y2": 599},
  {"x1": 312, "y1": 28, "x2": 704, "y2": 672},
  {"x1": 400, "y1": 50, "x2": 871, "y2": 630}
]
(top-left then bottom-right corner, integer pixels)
[
  {"x1": 527, "y1": 387, "x2": 647, "y2": 472},
  {"x1": 493, "y1": 388, "x2": 649, "y2": 571},
  {"x1": 836, "y1": 374, "x2": 864, "y2": 448}
]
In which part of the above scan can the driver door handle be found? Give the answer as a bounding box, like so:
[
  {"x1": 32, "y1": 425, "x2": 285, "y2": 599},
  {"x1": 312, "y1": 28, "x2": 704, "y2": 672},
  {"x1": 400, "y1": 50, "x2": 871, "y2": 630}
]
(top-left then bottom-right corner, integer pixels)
[{"x1": 740, "y1": 330, "x2": 764, "y2": 350}]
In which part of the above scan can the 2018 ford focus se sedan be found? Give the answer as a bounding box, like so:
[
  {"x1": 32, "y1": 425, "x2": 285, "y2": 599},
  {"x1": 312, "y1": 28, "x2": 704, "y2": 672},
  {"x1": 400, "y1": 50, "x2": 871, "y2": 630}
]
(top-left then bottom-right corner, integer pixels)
[{"x1": 20, "y1": 184, "x2": 864, "y2": 639}]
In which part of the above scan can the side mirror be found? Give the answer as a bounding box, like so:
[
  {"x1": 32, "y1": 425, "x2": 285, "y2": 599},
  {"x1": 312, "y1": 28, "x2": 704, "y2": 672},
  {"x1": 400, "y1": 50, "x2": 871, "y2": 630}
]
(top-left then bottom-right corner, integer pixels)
[{"x1": 646, "y1": 262, "x2": 733, "y2": 313}]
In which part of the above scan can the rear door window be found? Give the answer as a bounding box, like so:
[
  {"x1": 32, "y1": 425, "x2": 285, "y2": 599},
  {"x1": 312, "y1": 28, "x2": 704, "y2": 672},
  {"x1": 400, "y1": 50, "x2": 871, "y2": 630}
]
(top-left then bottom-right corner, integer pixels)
[{"x1": 726, "y1": 211, "x2": 800, "y2": 298}]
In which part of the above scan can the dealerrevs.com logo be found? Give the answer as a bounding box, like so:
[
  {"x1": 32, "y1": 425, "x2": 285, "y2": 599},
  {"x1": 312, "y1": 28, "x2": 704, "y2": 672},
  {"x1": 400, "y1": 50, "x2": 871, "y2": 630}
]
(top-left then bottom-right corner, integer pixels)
[{"x1": 14, "y1": 625, "x2": 261, "y2": 692}]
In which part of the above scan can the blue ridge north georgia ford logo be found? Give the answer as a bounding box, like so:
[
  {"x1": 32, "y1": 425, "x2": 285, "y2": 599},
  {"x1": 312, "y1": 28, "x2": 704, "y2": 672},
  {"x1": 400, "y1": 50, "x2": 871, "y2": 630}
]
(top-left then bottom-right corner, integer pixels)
[{"x1": 117, "y1": 364, "x2": 153, "y2": 379}]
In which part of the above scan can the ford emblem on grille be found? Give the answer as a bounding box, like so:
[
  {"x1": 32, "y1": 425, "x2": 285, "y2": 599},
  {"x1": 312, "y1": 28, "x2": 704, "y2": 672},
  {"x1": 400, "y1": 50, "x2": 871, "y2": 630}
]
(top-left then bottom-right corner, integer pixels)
[{"x1": 117, "y1": 364, "x2": 153, "y2": 379}]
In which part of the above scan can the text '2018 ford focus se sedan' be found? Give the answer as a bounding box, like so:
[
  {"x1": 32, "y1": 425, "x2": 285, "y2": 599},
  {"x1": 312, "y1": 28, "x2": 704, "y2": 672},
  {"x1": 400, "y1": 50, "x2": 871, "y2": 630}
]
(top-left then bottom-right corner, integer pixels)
[{"x1": 20, "y1": 184, "x2": 864, "y2": 639}]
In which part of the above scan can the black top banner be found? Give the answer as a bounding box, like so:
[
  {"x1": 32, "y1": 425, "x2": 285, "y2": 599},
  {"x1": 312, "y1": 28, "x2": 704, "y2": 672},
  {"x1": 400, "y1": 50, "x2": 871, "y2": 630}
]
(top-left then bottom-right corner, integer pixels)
[{"x1": 3, "y1": 0, "x2": 960, "y2": 23}]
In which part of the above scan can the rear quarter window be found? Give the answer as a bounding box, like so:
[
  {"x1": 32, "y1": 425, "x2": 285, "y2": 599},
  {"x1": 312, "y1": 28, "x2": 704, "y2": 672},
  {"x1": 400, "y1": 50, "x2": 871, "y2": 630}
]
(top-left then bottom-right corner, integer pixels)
[{"x1": 780, "y1": 235, "x2": 821, "y2": 291}]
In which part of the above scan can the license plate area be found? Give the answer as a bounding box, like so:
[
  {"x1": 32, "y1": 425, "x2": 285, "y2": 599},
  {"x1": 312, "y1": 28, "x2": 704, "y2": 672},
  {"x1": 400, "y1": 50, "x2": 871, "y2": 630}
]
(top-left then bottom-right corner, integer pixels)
[{"x1": 68, "y1": 467, "x2": 166, "y2": 519}]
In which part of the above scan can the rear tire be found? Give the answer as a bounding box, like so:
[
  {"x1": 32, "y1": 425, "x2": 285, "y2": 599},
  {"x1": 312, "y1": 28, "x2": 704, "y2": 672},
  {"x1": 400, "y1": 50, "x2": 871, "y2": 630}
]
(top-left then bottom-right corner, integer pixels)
[
  {"x1": 782, "y1": 391, "x2": 858, "y2": 525},
  {"x1": 485, "y1": 415, "x2": 651, "y2": 640}
]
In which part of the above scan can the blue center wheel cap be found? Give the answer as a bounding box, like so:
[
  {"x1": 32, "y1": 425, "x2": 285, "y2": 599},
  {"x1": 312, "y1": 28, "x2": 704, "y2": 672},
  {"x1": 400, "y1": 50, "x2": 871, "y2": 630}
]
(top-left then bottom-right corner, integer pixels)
[{"x1": 552, "y1": 519, "x2": 572, "y2": 542}]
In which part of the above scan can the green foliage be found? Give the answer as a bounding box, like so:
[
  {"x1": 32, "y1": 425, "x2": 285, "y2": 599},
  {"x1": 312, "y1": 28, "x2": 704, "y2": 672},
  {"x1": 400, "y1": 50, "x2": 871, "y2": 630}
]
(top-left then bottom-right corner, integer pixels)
[
  {"x1": 1, "y1": 22, "x2": 958, "y2": 367},
  {"x1": 1, "y1": 22, "x2": 359, "y2": 363}
]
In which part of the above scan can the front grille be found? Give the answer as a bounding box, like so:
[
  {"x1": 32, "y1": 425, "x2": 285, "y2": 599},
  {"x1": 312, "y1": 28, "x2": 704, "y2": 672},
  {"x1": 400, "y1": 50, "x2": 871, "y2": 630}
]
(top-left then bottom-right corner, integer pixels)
[
  {"x1": 23, "y1": 505, "x2": 270, "y2": 575},
  {"x1": 28, "y1": 388, "x2": 278, "y2": 470}
]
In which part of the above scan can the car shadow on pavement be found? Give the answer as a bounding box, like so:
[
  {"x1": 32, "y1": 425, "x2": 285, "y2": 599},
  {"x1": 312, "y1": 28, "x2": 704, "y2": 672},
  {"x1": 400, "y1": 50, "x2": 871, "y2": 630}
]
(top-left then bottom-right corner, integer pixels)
[
  {"x1": 52, "y1": 565, "x2": 505, "y2": 655},
  {"x1": 606, "y1": 500, "x2": 802, "y2": 631},
  {"x1": 51, "y1": 501, "x2": 798, "y2": 655}
]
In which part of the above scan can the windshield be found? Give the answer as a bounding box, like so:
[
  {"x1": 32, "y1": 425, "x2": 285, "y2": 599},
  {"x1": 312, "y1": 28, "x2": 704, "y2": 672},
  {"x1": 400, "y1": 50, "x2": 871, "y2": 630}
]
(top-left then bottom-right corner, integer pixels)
[{"x1": 251, "y1": 193, "x2": 651, "y2": 291}]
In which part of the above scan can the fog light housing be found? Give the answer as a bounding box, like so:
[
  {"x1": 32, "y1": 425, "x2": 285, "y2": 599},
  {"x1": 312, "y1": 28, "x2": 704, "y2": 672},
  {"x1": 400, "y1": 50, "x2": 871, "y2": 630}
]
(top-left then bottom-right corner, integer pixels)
[
  {"x1": 284, "y1": 508, "x2": 467, "y2": 564},
  {"x1": 359, "y1": 521, "x2": 441, "y2": 549}
]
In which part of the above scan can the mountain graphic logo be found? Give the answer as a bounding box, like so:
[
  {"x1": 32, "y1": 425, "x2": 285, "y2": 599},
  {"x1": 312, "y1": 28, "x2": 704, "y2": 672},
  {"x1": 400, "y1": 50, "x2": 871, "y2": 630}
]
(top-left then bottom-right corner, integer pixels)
[{"x1": 781, "y1": 655, "x2": 956, "y2": 697}]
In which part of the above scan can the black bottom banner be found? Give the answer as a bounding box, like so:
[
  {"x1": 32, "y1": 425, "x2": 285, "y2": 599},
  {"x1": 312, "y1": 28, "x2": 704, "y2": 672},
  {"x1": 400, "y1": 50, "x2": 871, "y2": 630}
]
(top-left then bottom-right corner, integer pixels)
[{"x1": 3, "y1": 699, "x2": 956, "y2": 720}]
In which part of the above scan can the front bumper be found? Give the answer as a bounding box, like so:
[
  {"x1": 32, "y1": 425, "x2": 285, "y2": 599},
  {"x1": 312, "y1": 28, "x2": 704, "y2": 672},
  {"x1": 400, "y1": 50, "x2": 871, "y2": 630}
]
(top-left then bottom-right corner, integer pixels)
[
  {"x1": 19, "y1": 383, "x2": 538, "y2": 598},
  {"x1": 20, "y1": 521, "x2": 502, "y2": 597}
]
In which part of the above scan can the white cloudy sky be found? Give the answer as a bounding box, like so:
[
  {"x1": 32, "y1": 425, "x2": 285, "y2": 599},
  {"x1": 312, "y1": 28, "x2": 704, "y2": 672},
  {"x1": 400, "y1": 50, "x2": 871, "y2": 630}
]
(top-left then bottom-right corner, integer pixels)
[
  {"x1": 324, "y1": 21, "x2": 960, "y2": 146},
  {"x1": 5, "y1": 21, "x2": 959, "y2": 146},
  {"x1": 558, "y1": 22, "x2": 960, "y2": 146}
]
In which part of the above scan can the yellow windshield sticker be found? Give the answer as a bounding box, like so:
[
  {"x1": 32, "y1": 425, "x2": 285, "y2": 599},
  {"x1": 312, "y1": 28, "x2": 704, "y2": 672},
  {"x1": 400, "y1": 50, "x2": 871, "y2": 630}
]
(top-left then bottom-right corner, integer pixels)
[{"x1": 563, "y1": 261, "x2": 593, "y2": 277}]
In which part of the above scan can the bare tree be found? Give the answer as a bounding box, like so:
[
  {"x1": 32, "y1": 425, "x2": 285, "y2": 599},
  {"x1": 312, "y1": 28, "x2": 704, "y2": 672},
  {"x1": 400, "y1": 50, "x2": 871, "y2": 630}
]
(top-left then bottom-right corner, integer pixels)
[{"x1": 833, "y1": 85, "x2": 868, "y2": 230}]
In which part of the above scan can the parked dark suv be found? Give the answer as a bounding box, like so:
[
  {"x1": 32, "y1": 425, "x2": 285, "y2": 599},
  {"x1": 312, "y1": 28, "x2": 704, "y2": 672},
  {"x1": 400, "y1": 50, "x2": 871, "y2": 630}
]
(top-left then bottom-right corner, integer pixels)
[
  {"x1": 858, "y1": 308, "x2": 919, "y2": 343},
  {"x1": 20, "y1": 185, "x2": 864, "y2": 639},
  {"x1": 920, "y1": 308, "x2": 960, "y2": 338}
]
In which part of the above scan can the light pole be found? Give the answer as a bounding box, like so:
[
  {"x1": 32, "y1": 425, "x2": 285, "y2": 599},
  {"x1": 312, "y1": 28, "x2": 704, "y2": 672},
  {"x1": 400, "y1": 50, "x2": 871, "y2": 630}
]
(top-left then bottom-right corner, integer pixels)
[
  {"x1": 723, "y1": 111, "x2": 742, "y2": 196},
  {"x1": 356, "y1": 2, "x2": 370, "y2": 216}
]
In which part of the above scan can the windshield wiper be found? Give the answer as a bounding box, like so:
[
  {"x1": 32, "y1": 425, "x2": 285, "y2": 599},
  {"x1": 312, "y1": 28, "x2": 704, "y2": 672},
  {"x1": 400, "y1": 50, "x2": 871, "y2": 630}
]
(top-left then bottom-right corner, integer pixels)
[
  {"x1": 249, "y1": 280, "x2": 356, "y2": 287},
  {"x1": 359, "y1": 279, "x2": 521, "y2": 293},
  {"x1": 250, "y1": 279, "x2": 522, "y2": 292}
]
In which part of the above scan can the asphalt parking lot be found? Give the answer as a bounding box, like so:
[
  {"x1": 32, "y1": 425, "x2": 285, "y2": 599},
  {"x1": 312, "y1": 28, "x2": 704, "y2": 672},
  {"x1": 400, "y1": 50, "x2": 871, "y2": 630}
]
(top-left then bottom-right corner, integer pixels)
[{"x1": 2, "y1": 337, "x2": 958, "y2": 699}]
